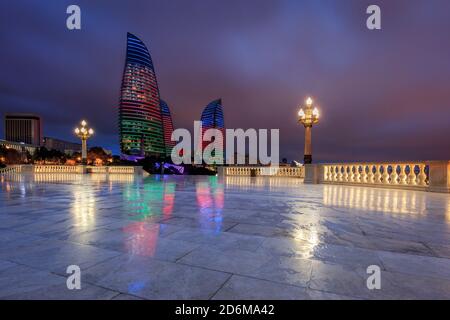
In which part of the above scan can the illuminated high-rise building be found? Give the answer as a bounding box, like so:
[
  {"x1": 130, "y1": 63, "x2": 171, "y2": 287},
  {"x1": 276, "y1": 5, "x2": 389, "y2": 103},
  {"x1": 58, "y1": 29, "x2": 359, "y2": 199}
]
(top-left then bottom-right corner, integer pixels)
[
  {"x1": 160, "y1": 99, "x2": 175, "y2": 157},
  {"x1": 119, "y1": 32, "x2": 165, "y2": 156},
  {"x1": 200, "y1": 99, "x2": 225, "y2": 161}
]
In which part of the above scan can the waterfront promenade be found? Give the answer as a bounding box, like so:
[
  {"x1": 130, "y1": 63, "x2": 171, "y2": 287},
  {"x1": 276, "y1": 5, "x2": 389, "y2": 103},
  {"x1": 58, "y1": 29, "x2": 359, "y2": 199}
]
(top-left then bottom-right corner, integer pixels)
[{"x1": 1, "y1": 174, "x2": 450, "y2": 299}]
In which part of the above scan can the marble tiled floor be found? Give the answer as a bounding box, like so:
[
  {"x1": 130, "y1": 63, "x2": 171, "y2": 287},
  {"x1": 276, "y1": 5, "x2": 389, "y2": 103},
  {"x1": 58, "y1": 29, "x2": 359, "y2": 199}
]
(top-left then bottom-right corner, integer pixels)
[{"x1": 1, "y1": 173, "x2": 450, "y2": 300}]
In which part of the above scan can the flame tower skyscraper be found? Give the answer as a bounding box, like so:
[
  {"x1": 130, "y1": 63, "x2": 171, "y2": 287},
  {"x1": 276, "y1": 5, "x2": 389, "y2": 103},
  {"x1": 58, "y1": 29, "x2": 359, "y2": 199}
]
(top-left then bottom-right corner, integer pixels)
[{"x1": 119, "y1": 32, "x2": 165, "y2": 156}]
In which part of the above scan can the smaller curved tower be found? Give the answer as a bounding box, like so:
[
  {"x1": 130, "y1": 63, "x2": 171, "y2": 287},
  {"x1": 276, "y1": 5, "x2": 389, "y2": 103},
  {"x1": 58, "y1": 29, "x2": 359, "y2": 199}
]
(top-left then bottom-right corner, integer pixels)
[
  {"x1": 160, "y1": 99, "x2": 175, "y2": 157},
  {"x1": 200, "y1": 99, "x2": 225, "y2": 161}
]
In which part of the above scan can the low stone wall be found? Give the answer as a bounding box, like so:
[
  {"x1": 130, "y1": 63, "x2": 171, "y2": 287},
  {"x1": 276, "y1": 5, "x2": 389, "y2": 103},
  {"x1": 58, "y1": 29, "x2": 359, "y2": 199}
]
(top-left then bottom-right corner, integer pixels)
[
  {"x1": 34, "y1": 165, "x2": 84, "y2": 174},
  {"x1": 218, "y1": 166, "x2": 304, "y2": 178},
  {"x1": 304, "y1": 161, "x2": 450, "y2": 193},
  {"x1": 0, "y1": 165, "x2": 145, "y2": 175},
  {"x1": 0, "y1": 165, "x2": 23, "y2": 174}
]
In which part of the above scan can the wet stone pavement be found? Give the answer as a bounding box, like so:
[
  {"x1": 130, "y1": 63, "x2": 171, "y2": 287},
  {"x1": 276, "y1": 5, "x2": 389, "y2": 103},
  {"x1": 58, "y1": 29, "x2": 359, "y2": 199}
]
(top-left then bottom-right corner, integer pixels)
[{"x1": 1, "y1": 173, "x2": 450, "y2": 300}]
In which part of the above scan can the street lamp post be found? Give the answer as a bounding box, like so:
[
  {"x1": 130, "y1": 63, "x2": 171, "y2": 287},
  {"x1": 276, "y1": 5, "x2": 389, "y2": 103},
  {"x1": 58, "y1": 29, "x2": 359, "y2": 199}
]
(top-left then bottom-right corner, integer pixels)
[
  {"x1": 74, "y1": 120, "x2": 94, "y2": 165},
  {"x1": 298, "y1": 97, "x2": 320, "y2": 164}
]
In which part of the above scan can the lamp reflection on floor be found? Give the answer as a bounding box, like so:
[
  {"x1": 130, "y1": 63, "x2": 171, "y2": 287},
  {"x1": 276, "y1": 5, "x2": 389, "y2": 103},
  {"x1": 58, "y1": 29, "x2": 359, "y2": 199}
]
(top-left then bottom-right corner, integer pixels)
[
  {"x1": 292, "y1": 225, "x2": 320, "y2": 259},
  {"x1": 71, "y1": 185, "x2": 96, "y2": 229}
]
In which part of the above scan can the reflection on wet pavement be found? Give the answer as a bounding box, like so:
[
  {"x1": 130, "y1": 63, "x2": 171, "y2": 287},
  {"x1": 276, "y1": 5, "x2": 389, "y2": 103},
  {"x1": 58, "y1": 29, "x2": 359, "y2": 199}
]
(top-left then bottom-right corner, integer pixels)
[{"x1": 1, "y1": 174, "x2": 450, "y2": 299}]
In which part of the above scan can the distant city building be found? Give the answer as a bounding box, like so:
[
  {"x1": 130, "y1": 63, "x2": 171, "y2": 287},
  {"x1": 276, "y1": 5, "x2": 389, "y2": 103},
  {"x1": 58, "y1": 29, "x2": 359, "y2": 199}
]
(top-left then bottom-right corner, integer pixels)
[
  {"x1": 119, "y1": 32, "x2": 165, "y2": 157},
  {"x1": 42, "y1": 137, "x2": 81, "y2": 155},
  {"x1": 0, "y1": 139, "x2": 37, "y2": 155},
  {"x1": 160, "y1": 99, "x2": 175, "y2": 157},
  {"x1": 4, "y1": 113, "x2": 42, "y2": 146},
  {"x1": 200, "y1": 99, "x2": 225, "y2": 161}
]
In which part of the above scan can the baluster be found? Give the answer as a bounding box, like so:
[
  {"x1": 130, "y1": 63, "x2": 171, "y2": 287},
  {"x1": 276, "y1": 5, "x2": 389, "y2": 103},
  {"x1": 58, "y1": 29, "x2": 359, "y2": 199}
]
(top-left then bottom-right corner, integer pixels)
[
  {"x1": 343, "y1": 166, "x2": 348, "y2": 182},
  {"x1": 374, "y1": 165, "x2": 382, "y2": 184},
  {"x1": 398, "y1": 164, "x2": 407, "y2": 185},
  {"x1": 382, "y1": 164, "x2": 389, "y2": 184},
  {"x1": 418, "y1": 164, "x2": 427, "y2": 186},
  {"x1": 366, "y1": 165, "x2": 373, "y2": 184},
  {"x1": 361, "y1": 165, "x2": 368, "y2": 183},
  {"x1": 390, "y1": 164, "x2": 399, "y2": 185},
  {"x1": 323, "y1": 166, "x2": 328, "y2": 181},
  {"x1": 355, "y1": 165, "x2": 362, "y2": 183},
  {"x1": 366, "y1": 165, "x2": 371, "y2": 183},
  {"x1": 349, "y1": 166, "x2": 355, "y2": 182},
  {"x1": 407, "y1": 164, "x2": 417, "y2": 185}
]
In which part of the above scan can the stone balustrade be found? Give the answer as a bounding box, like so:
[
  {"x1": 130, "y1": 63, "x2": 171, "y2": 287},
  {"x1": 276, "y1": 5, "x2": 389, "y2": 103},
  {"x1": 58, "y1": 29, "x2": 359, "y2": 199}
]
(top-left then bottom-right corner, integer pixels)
[
  {"x1": 0, "y1": 165, "x2": 22, "y2": 174},
  {"x1": 221, "y1": 166, "x2": 304, "y2": 178},
  {"x1": 34, "y1": 165, "x2": 84, "y2": 174},
  {"x1": 323, "y1": 162, "x2": 428, "y2": 188},
  {"x1": 0, "y1": 165, "x2": 144, "y2": 175},
  {"x1": 304, "y1": 161, "x2": 450, "y2": 193},
  {"x1": 108, "y1": 166, "x2": 136, "y2": 174}
]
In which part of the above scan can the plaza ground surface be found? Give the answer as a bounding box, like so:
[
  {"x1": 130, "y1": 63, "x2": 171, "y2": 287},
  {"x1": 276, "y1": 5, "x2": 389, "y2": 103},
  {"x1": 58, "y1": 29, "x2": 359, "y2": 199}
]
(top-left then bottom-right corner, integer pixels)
[{"x1": 1, "y1": 173, "x2": 450, "y2": 300}]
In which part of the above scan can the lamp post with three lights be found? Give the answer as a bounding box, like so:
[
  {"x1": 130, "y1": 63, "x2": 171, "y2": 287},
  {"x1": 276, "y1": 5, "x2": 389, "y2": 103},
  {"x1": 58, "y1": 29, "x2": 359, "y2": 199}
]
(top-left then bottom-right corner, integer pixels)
[
  {"x1": 298, "y1": 97, "x2": 320, "y2": 164},
  {"x1": 74, "y1": 120, "x2": 94, "y2": 165}
]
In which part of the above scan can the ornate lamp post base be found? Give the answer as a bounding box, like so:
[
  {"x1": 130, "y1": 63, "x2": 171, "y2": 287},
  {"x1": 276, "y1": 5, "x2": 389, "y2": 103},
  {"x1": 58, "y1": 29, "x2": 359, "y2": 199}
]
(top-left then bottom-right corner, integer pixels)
[
  {"x1": 81, "y1": 138, "x2": 87, "y2": 165},
  {"x1": 304, "y1": 154, "x2": 312, "y2": 164}
]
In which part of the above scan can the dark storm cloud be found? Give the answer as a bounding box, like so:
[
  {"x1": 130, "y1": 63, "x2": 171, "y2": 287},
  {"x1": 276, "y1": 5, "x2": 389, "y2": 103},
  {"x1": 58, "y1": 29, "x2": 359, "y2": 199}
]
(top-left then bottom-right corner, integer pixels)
[{"x1": 1, "y1": 0, "x2": 449, "y2": 160}]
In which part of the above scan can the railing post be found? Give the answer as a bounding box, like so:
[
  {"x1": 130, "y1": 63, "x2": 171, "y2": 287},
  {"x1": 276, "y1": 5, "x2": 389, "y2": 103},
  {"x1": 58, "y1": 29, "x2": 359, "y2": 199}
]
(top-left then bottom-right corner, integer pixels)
[
  {"x1": 79, "y1": 165, "x2": 88, "y2": 174},
  {"x1": 428, "y1": 161, "x2": 450, "y2": 193},
  {"x1": 217, "y1": 166, "x2": 225, "y2": 177},
  {"x1": 304, "y1": 164, "x2": 322, "y2": 184},
  {"x1": 21, "y1": 165, "x2": 33, "y2": 173}
]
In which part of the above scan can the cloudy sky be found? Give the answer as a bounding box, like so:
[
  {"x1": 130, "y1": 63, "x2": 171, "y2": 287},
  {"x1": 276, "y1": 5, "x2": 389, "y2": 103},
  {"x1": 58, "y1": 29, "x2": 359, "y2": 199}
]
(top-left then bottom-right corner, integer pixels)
[{"x1": 1, "y1": 0, "x2": 450, "y2": 161}]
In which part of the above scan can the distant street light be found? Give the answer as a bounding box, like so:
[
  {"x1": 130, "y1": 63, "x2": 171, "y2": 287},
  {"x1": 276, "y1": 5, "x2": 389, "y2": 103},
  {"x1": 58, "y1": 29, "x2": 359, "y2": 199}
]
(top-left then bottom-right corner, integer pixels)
[
  {"x1": 298, "y1": 97, "x2": 320, "y2": 164},
  {"x1": 74, "y1": 120, "x2": 94, "y2": 165}
]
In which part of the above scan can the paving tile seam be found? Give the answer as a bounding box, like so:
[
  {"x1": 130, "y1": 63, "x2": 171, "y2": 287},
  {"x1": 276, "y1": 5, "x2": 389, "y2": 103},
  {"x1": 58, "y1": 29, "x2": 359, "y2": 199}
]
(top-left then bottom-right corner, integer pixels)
[
  {"x1": 175, "y1": 260, "x2": 313, "y2": 291},
  {"x1": 208, "y1": 273, "x2": 233, "y2": 300}
]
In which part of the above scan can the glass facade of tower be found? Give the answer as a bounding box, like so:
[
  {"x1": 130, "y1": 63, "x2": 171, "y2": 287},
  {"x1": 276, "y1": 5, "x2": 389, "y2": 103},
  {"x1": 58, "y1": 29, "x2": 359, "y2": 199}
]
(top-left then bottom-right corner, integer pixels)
[
  {"x1": 119, "y1": 32, "x2": 165, "y2": 156},
  {"x1": 160, "y1": 99, "x2": 175, "y2": 157},
  {"x1": 200, "y1": 99, "x2": 225, "y2": 160}
]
